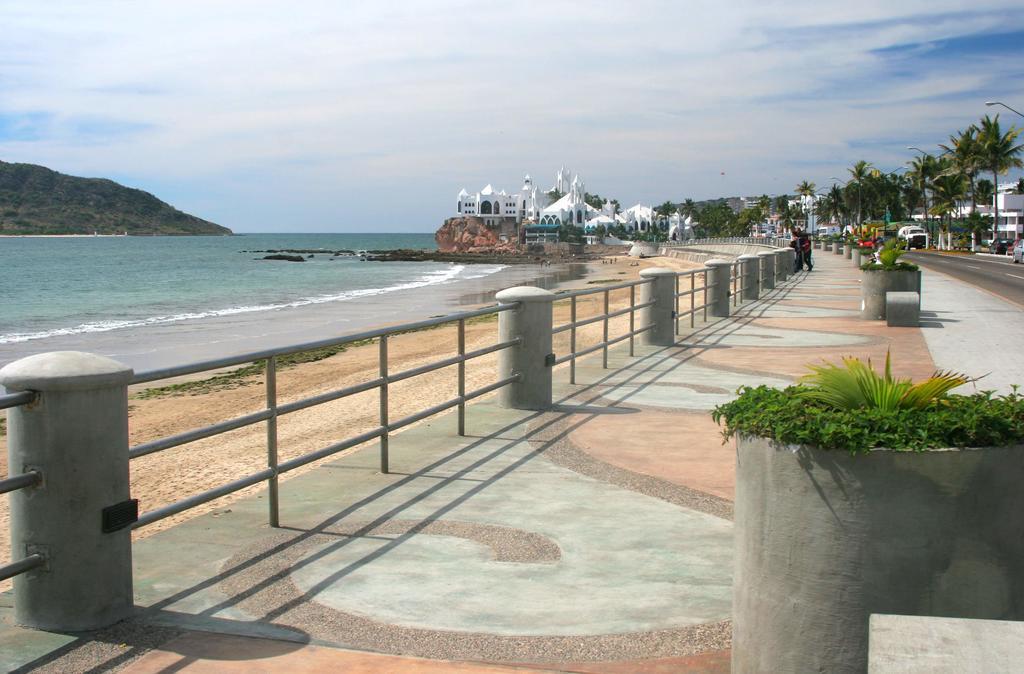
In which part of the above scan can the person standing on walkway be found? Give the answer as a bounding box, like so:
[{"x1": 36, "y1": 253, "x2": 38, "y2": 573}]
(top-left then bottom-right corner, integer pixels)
[
  {"x1": 799, "y1": 229, "x2": 813, "y2": 271},
  {"x1": 791, "y1": 230, "x2": 804, "y2": 272}
]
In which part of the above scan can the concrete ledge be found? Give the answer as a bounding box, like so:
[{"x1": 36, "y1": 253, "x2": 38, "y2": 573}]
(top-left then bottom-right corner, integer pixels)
[
  {"x1": 869, "y1": 614, "x2": 1024, "y2": 673},
  {"x1": 886, "y1": 292, "x2": 920, "y2": 327}
]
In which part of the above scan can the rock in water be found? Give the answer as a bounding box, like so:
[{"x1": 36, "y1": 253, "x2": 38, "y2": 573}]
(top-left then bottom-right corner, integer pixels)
[{"x1": 262, "y1": 254, "x2": 305, "y2": 262}]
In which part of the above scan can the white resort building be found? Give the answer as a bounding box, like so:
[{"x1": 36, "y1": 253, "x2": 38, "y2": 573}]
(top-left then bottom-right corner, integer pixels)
[
  {"x1": 456, "y1": 176, "x2": 541, "y2": 227},
  {"x1": 455, "y1": 166, "x2": 694, "y2": 245}
]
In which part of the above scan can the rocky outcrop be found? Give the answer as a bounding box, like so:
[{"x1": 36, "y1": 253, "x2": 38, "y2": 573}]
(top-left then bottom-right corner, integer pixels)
[
  {"x1": 262, "y1": 254, "x2": 305, "y2": 262},
  {"x1": 435, "y1": 216, "x2": 519, "y2": 254}
]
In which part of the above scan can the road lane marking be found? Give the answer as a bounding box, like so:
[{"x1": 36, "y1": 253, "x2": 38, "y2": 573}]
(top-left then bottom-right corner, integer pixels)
[
  {"x1": 1006, "y1": 273, "x2": 1024, "y2": 280},
  {"x1": 965, "y1": 265, "x2": 981, "y2": 270}
]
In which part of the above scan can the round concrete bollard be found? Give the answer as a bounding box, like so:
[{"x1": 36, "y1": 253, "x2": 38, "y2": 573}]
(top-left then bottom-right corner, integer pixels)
[
  {"x1": 639, "y1": 267, "x2": 678, "y2": 346},
  {"x1": 756, "y1": 251, "x2": 776, "y2": 291},
  {"x1": 738, "y1": 254, "x2": 760, "y2": 301},
  {"x1": 496, "y1": 287, "x2": 555, "y2": 410},
  {"x1": 774, "y1": 249, "x2": 789, "y2": 282},
  {"x1": 0, "y1": 351, "x2": 135, "y2": 631},
  {"x1": 705, "y1": 259, "x2": 733, "y2": 317}
]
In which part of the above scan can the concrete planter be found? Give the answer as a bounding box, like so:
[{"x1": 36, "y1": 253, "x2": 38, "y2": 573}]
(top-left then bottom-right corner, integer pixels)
[
  {"x1": 852, "y1": 249, "x2": 862, "y2": 266},
  {"x1": 733, "y1": 435, "x2": 1024, "y2": 674},
  {"x1": 844, "y1": 245, "x2": 853, "y2": 259},
  {"x1": 833, "y1": 242, "x2": 844, "y2": 255},
  {"x1": 860, "y1": 269, "x2": 919, "y2": 319}
]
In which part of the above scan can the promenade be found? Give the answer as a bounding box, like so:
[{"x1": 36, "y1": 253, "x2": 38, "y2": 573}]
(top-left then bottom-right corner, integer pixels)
[{"x1": 1, "y1": 247, "x2": 999, "y2": 673}]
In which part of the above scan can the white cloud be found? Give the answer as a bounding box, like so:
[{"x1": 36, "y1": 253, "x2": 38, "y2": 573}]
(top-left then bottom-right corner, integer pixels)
[{"x1": 1, "y1": 0, "x2": 1022, "y2": 231}]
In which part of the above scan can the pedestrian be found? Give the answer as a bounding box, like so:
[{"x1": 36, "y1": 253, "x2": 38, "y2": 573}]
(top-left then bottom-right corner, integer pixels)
[
  {"x1": 799, "y1": 229, "x2": 813, "y2": 271},
  {"x1": 791, "y1": 229, "x2": 803, "y2": 272}
]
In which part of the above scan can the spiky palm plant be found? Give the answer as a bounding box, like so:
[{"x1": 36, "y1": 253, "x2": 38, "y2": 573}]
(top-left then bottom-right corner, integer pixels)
[{"x1": 799, "y1": 352, "x2": 969, "y2": 412}]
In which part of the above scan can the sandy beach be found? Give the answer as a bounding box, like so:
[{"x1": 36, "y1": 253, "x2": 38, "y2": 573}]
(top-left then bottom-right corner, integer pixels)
[{"x1": 0, "y1": 253, "x2": 704, "y2": 578}]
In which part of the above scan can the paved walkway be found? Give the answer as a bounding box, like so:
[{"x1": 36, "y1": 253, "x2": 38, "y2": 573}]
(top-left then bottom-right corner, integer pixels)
[{"x1": 1, "y1": 249, "x2": 974, "y2": 673}]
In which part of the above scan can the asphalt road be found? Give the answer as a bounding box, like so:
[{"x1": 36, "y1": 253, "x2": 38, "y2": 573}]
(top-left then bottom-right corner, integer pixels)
[{"x1": 904, "y1": 251, "x2": 1024, "y2": 307}]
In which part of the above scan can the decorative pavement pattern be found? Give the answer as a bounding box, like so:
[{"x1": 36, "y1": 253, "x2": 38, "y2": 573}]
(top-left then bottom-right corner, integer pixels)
[{"x1": 0, "y1": 251, "x2": 941, "y2": 673}]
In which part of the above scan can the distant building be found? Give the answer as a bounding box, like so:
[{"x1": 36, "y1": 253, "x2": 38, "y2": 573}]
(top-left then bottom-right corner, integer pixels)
[
  {"x1": 456, "y1": 175, "x2": 540, "y2": 227},
  {"x1": 457, "y1": 166, "x2": 690, "y2": 244}
]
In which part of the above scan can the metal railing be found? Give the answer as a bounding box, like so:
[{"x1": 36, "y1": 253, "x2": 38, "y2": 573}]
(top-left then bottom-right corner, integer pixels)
[
  {"x1": 126, "y1": 303, "x2": 522, "y2": 530},
  {"x1": 675, "y1": 267, "x2": 713, "y2": 330},
  {"x1": 0, "y1": 391, "x2": 46, "y2": 582},
  {"x1": 551, "y1": 278, "x2": 655, "y2": 383}
]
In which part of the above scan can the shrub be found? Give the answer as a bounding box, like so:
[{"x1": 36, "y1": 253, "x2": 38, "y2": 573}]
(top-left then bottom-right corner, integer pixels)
[
  {"x1": 712, "y1": 354, "x2": 1024, "y2": 453},
  {"x1": 713, "y1": 386, "x2": 1024, "y2": 453}
]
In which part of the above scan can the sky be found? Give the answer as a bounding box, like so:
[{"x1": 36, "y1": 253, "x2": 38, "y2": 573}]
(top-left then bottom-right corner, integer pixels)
[{"x1": 1, "y1": 1, "x2": 1023, "y2": 233}]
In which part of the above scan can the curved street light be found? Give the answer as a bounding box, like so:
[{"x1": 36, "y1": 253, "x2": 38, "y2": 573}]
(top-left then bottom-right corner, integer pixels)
[{"x1": 986, "y1": 101, "x2": 1024, "y2": 118}]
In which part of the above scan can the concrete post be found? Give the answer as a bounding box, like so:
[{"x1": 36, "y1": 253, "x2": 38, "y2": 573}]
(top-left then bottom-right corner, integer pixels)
[
  {"x1": 757, "y1": 251, "x2": 776, "y2": 291},
  {"x1": 738, "y1": 254, "x2": 760, "y2": 301},
  {"x1": 0, "y1": 351, "x2": 135, "y2": 631},
  {"x1": 774, "y1": 249, "x2": 789, "y2": 282},
  {"x1": 706, "y1": 259, "x2": 732, "y2": 317},
  {"x1": 639, "y1": 267, "x2": 677, "y2": 346},
  {"x1": 495, "y1": 286, "x2": 554, "y2": 410}
]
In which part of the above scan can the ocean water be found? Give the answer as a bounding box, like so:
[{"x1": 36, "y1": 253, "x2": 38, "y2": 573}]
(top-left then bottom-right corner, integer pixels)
[{"x1": 0, "y1": 233, "x2": 572, "y2": 371}]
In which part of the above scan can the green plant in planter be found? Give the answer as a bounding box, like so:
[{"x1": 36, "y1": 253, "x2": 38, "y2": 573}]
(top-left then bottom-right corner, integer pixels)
[
  {"x1": 860, "y1": 238, "x2": 918, "y2": 271},
  {"x1": 799, "y1": 351, "x2": 968, "y2": 411},
  {"x1": 712, "y1": 354, "x2": 1024, "y2": 453}
]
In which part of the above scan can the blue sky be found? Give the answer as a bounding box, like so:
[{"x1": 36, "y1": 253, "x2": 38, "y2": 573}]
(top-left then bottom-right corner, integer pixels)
[{"x1": 1, "y1": 1, "x2": 1023, "y2": 233}]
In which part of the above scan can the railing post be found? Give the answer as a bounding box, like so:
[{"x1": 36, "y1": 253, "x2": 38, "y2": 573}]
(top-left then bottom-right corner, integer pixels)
[
  {"x1": 705, "y1": 259, "x2": 733, "y2": 317},
  {"x1": 266, "y1": 356, "x2": 279, "y2": 527},
  {"x1": 602, "y1": 290, "x2": 610, "y2": 369},
  {"x1": 639, "y1": 268, "x2": 677, "y2": 346},
  {"x1": 0, "y1": 351, "x2": 134, "y2": 631},
  {"x1": 775, "y1": 249, "x2": 790, "y2": 283},
  {"x1": 738, "y1": 254, "x2": 760, "y2": 301},
  {"x1": 495, "y1": 287, "x2": 554, "y2": 410},
  {"x1": 457, "y1": 319, "x2": 466, "y2": 436},
  {"x1": 569, "y1": 296, "x2": 577, "y2": 384},
  {"x1": 757, "y1": 250, "x2": 776, "y2": 291},
  {"x1": 379, "y1": 336, "x2": 389, "y2": 473}
]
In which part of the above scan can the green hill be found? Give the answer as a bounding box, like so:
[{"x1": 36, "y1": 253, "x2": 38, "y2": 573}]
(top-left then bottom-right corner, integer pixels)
[{"x1": 0, "y1": 160, "x2": 231, "y2": 235}]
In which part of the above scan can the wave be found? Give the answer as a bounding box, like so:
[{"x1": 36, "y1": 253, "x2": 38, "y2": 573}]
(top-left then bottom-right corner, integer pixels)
[{"x1": 0, "y1": 263, "x2": 497, "y2": 345}]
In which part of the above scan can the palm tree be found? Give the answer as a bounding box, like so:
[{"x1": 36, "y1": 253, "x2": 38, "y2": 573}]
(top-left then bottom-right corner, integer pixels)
[
  {"x1": 794, "y1": 181, "x2": 816, "y2": 232},
  {"x1": 907, "y1": 154, "x2": 938, "y2": 242},
  {"x1": 847, "y1": 161, "x2": 873, "y2": 227},
  {"x1": 939, "y1": 126, "x2": 982, "y2": 215},
  {"x1": 930, "y1": 173, "x2": 969, "y2": 250},
  {"x1": 975, "y1": 179, "x2": 995, "y2": 208},
  {"x1": 977, "y1": 114, "x2": 1024, "y2": 243},
  {"x1": 680, "y1": 198, "x2": 696, "y2": 218},
  {"x1": 827, "y1": 184, "x2": 846, "y2": 228},
  {"x1": 655, "y1": 200, "x2": 676, "y2": 217},
  {"x1": 757, "y1": 194, "x2": 771, "y2": 215}
]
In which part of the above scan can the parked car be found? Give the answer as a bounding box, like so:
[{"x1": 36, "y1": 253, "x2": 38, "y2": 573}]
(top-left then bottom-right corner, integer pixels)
[
  {"x1": 991, "y1": 239, "x2": 1013, "y2": 255},
  {"x1": 1013, "y1": 240, "x2": 1024, "y2": 264}
]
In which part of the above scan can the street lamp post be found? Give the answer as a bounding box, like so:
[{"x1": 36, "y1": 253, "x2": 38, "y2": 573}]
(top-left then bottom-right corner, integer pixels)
[
  {"x1": 986, "y1": 102, "x2": 1024, "y2": 244},
  {"x1": 986, "y1": 101, "x2": 1024, "y2": 118},
  {"x1": 907, "y1": 146, "x2": 934, "y2": 247}
]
